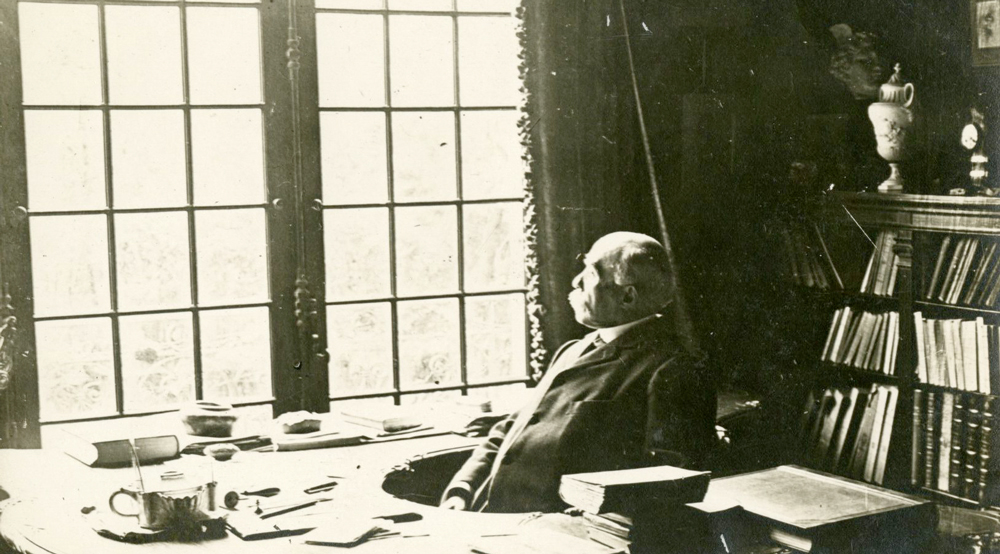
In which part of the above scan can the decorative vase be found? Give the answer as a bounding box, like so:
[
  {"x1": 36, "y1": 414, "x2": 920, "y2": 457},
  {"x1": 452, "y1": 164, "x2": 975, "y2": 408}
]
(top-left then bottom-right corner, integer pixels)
[{"x1": 867, "y1": 63, "x2": 915, "y2": 193}]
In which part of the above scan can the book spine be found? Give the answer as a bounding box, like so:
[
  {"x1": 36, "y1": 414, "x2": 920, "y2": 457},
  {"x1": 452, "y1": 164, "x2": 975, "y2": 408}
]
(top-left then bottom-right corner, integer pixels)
[
  {"x1": 938, "y1": 391, "x2": 954, "y2": 492},
  {"x1": 914, "y1": 312, "x2": 927, "y2": 384},
  {"x1": 962, "y1": 395, "x2": 983, "y2": 501},
  {"x1": 949, "y1": 393, "x2": 967, "y2": 494},
  {"x1": 976, "y1": 317, "x2": 990, "y2": 395},
  {"x1": 938, "y1": 238, "x2": 968, "y2": 302},
  {"x1": 926, "y1": 235, "x2": 953, "y2": 300},
  {"x1": 978, "y1": 397, "x2": 996, "y2": 506},
  {"x1": 926, "y1": 319, "x2": 940, "y2": 386},
  {"x1": 924, "y1": 390, "x2": 938, "y2": 489},
  {"x1": 912, "y1": 388, "x2": 925, "y2": 487}
]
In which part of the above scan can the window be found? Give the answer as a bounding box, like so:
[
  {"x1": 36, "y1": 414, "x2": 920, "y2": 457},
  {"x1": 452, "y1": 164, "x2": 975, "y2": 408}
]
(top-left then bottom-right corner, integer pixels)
[
  {"x1": 314, "y1": 0, "x2": 530, "y2": 407},
  {"x1": 0, "y1": 0, "x2": 535, "y2": 445}
]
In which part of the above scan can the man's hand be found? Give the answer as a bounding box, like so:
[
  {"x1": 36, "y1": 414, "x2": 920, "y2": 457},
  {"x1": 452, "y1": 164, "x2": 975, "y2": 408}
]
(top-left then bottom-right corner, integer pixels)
[{"x1": 440, "y1": 495, "x2": 469, "y2": 511}]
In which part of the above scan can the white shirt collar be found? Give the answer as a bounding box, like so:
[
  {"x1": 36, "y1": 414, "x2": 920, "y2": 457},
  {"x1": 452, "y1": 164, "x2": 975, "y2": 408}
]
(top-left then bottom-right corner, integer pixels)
[{"x1": 596, "y1": 313, "x2": 660, "y2": 344}]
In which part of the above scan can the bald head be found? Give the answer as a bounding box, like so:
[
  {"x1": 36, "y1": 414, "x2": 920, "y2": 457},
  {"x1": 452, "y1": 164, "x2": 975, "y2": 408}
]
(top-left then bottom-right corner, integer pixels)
[{"x1": 569, "y1": 232, "x2": 675, "y2": 328}]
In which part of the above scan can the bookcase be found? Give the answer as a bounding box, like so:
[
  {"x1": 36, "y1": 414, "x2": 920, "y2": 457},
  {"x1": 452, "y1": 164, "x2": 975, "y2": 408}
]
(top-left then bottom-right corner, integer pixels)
[{"x1": 792, "y1": 192, "x2": 1000, "y2": 513}]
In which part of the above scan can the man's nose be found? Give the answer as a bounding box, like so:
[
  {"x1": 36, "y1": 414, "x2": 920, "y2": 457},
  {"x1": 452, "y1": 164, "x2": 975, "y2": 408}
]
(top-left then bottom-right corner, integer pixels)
[{"x1": 571, "y1": 272, "x2": 583, "y2": 289}]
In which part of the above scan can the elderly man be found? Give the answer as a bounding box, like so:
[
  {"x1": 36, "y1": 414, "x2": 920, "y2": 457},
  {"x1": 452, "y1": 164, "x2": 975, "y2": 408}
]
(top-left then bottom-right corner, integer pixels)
[{"x1": 441, "y1": 232, "x2": 717, "y2": 513}]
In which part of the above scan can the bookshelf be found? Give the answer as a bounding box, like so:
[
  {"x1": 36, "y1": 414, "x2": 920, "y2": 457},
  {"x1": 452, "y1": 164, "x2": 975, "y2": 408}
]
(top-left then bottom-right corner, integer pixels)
[{"x1": 799, "y1": 191, "x2": 1000, "y2": 511}]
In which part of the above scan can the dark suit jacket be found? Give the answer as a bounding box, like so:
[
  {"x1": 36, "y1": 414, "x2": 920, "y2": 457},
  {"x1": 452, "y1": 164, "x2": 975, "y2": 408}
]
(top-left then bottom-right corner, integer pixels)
[{"x1": 443, "y1": 313, "x2": 717, "y2": 513}]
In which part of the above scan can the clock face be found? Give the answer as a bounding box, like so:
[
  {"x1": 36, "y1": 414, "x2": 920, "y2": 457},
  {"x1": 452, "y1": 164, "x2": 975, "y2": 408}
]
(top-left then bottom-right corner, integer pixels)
[{"x1": 962, "y1": 123, "x2": 979, "y2": 150}]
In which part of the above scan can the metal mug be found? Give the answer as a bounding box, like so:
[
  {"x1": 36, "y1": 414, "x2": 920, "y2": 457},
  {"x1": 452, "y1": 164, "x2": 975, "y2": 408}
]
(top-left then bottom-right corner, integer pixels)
[{"x1": 109, "y1": 484, "x2": 209, "y2": 530}]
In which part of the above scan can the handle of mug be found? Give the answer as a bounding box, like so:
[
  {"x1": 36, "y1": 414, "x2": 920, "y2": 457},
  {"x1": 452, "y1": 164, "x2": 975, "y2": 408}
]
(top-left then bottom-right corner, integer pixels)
[
  {"x1": 109, "y1": 489, "x2": 140, "y2": 517},
  {"x1": 903, "y1": 83, "x2": 915, "y2": 108}
]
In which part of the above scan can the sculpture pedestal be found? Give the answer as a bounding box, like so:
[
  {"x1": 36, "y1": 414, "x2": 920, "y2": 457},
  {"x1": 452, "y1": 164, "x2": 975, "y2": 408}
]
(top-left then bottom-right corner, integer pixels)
[{"x1": 878, "y1": 162, "x2": 904, "y2": 193}]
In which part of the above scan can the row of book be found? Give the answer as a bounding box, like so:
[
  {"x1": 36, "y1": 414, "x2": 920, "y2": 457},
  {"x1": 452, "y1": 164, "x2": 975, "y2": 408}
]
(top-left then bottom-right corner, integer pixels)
[
  {"x1": 924, "y1": 235, "x2": 1000, "y2": 307},
  {"x1": 913, "y1": 313, "x2": 998, "y2": 394},
  {"x1": 860, "y1": 230, "x2": 903, "y2": 297},
  {"x1": 820, "y1": 307, "x2": 900, "y2": 374},
  {"x1": 800, "y1": 384, "x2": 899, "y2": 485},
  {"x1": 911, "y1": 389, "x2": 998, "y2": 505},
  {"x1": 780, "y1": 224, "x2": 843, "y2": 290}
]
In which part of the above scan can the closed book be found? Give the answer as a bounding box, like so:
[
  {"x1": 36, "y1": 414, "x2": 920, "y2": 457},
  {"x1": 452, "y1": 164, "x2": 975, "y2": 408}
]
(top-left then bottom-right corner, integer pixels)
[
  {"x1": 951, "y1": 320, "x2": 966, "y2": 390},
  {"x1": 821, "y1": 308, "x2": 845, "y2": 362},
  {"x1": 938, "y1": 391, "x2": 955, "y2": 492},
  {"x1": 873, "y1": 386, "x2": 898, "y2": 485},
  {"x1": 924, "y1": 391, "x2": 939, "y2": 489},
  {"x1": 859, "y1": 232, "x2": 881, "y2": 294},
  {"x1": 52, "y1": 428, "x2": 179, "y2": 468},
  {"x1": 810, "y1": 388, "x2": 845, "y2": 467},
  {"x1": 339, "y1": 406, "x2": 423, "y2": 433},
  {"x1": 885, "y1": 312, "x2": 900, "y2": 376},
  {"x1": 559, "y1": 465, "x2": 710, "y2": 514},
  {"x1": 710, "y1": 466, "x2": 937, "y2": 554},
  {"x1": 925, "y1": 319, "x2": 941, "y2": 386},
  {"x1": 978, "y1": 398, "x2": 997, "y2": 505},
  {"x1": 976, "y1": 318, "x2": 990, "y2": 395},
  {"x1": 911, "y1": 389, "x2": 925, "y2": 488},
  {"x1": 940, "y1": 320, "x2": 958, "y2": 389},
  {"x1": 939, "y1": 238, "x2": 969, "y2": 302},
  {"x1": 836, "y1": 388, "x2": 871, "y2": 475},
  {"x1": 963, "y1": 242, "x2": 996, "y2": 305},
  {"x1": 962, "y1": 396, "x2": 983, "y2": 500},
  {"x1": 848, "y1": 387, "x2": 880, "y2": 480},
  {"x1": 829, "y1": 307, "x2": 854, "y2": 365},
  {"x1": 865, "y1": 313, "x2": 886, "y2": 372},
  {"x1": 961, "y1": 320, "x2": 979, "y2": 392},
  {"x1": 949, "y1": 240, "x2": 978, "y2": 305},
  {"x1": 829, "y1": 387, "x2": 860, "y2": 472},
  {"x1": 843, "y1": 312, "x2": 873, "y2": 368},
  {"x1": 926, "y1": 235, "x2": 953, "y2": 300},
  {"x1": 813, "y1": 223, "x2": 844, "y2": 289},
  {"x1": 949, "y1": 394, "x2": 967, "y2": 494},
  {"x1": 873, "y1": 231, "x2": 897, "y2": 296},
  {"x1": 914, "y1": 312, "x2": 927, "y2": 383},
  {"x1": 850, "y1": 313, "x2": 877, "y2": 369},
  {"x1": 990, "y1": 326, "x2": 1000, "y2": 395},
  {"x1": 972, "y1": 253, "x2": 1000, "y2": 306},
  {"x1": 863, "y1": 386, "x2": 890, "y2": 482}
]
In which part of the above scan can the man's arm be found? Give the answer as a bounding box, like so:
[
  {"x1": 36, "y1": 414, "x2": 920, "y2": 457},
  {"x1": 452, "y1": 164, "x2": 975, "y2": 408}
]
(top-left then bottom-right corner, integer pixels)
[
  {"x1": 644, "y1": 352, "x2": 715, "y2": 468},
  {"x1": 440, "y1": 414, "x2": 515, "y2": 508}
]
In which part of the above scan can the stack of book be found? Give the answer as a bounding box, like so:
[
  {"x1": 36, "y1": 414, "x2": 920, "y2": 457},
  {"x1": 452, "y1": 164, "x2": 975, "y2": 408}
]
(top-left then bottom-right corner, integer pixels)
[
  {"x1": 780, "y1": 224, "x2": 843, "y2": 290},
  {"x1": 820, "y1": 307, "x2": 900, "y2": 374},
  {"x1": 911, "y1": 389, "x2": 999, "y2": 505},
  {"x1": 708, "y1": 465, "x2": 937, "y2": 554},
  {"x1": 559, "y1": 466, "x2": 711, "y2": 553},
  {"x1": 913, "y1": 313, "x2": 998, "y2": 393},
  {"x1": 925, "y1": 236, "x2": 1000, "y2": 307},
  {"x1": 860, "y1": 230, "x2": 904, "y2": 297},
  {"x1": 799, "y1": 384, "x2": 899, "y2": 485}
]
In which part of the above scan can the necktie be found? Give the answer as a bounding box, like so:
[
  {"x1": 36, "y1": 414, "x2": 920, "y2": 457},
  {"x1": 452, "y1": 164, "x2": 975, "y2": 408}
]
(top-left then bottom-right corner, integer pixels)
[{"x1": 579, "y1": 334, "x2": 606, "y2": 358}]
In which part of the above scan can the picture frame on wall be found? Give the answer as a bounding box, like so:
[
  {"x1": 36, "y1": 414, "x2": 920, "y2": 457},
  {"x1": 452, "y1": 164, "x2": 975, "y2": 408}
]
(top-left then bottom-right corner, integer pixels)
[{"x1": 971, "y1": 0, "x2": 1000, "y2": 66}]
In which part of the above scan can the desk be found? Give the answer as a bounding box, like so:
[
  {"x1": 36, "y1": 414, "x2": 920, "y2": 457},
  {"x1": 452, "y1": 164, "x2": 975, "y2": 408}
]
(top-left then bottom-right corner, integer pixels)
[{"x1": 0, "y1": 434, "x2": 591, "y2": 554}]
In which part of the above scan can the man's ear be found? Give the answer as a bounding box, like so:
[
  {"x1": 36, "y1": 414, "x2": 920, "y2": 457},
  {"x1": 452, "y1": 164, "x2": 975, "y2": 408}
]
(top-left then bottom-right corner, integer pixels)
[{"x1": 621, "y1": 285, "x2": 638, "y2": 306}]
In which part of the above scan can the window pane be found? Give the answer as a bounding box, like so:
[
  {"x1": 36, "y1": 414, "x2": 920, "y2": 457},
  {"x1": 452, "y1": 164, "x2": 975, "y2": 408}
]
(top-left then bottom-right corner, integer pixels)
[
  {"x1": 459, "y1": 17, "x2": 520, "y2": 106},
  {"x1": 111, "y1": 110, "x2": 187, "y2": 209},
  {"x1": 196, "y1": 209, "x2": 269, "y2": 305},
  {"x1": 18, "y1": 3, "x2": 101, "y2": 105},
  {"x1": 398, "y1": 298, "x2": 460, "y2": 389},
  {"x1": 24, "y1": 110, "x2": 105, "y2": 211},
  {"x1": 187, "y1": 7, "x2": 262, "y2": 105},
  {"x1": 395, "y1": 206, "x2": 458, "y2": 296},
  {"x1": 105, "y1": 6, "x2": 183, "y2": 105},
  {"x1": 456, "y1": 0, "x2": 517, "y2": 12},
  {"x1": 324, "y1": 208, "x2": 390, "y2": 300},
  {"x1": 331, "y1": 398, "x2": 393, "y2": 413},
  {"x1": 461, "y1": 111, "x2": 522, "y2": 199},
  {"x1": 115, "y1": 212, "x2": 191, "y2": 312},
  {"x1": 36, "y1": 319, "x2": 115, "y2": 421},
  {"x1": 120, "y1": 312, "x2": 195, "y2": 413},
  {"x1": 321, "y1": 112, "x2": 387, "y2": 204},
  {"x1": 389, "y1": 16, "x2": 454, "y2": 107},
  {"x1": 316, "y1": 0, "x2": 383, "y2": 8},
  {"x1": 392, "y1": 112, "x2": 456, "y2": 202},
  {"x1": 192, "y1": 109, "x2": 265, "y2": 206},
  {"x1": 328, "y1": 303, "x2": 393, "y2": 397},
  {"x1": 316, "y1": 14, "x2": 385, "y2": 107},
  {"x1": 463, "y1": 203, "x2": 524, "y2": 291},
  {"x1": 30, "y1": 216, "x2": 111, "y2": 317},
  {"x1": 387, "y1": 0, "x2": 451, "y2": 11},
  {"x1": 200, "y1": 307, "x2": 272, "y2": 402},
  {"x1": 465, "y1": 294, "x2": 526, "y2": 383},
  {"x1": 400, "y1": 390, "x2": 461, "y2": 405}
]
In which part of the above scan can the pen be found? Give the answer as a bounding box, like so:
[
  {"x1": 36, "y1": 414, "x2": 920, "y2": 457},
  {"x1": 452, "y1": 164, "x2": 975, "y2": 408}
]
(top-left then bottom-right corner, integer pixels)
[{"x1": 259, "y1": 498, "x2": 329, "y2": 520}]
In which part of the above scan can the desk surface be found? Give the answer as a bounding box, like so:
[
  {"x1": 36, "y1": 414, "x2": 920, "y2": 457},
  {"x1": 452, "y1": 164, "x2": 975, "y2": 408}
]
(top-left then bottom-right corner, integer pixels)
[{"x1": 0, "y1": 434, "x2": 591, "y2": 554}]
